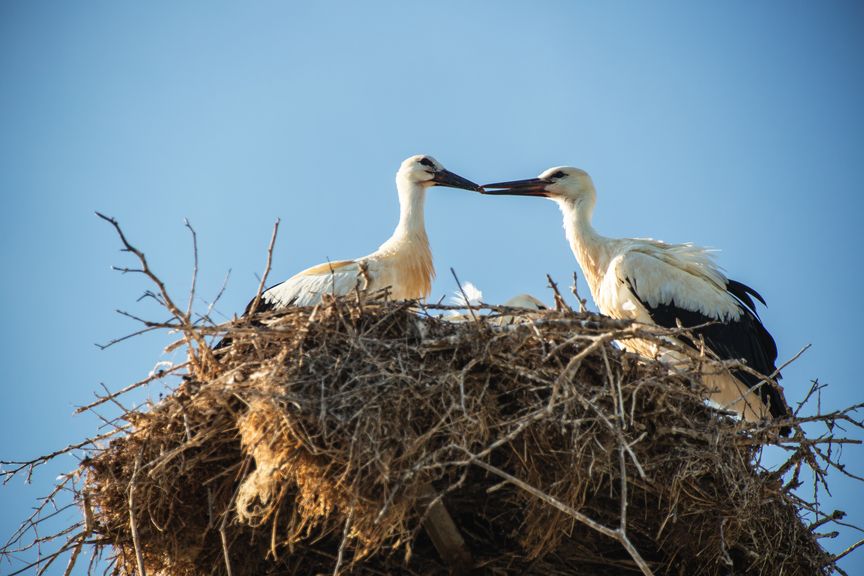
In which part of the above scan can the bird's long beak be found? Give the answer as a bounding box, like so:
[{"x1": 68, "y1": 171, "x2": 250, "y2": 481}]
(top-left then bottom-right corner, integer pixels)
[
  {"x1": 432, "y1": 169, "x2": 483, "y2": 192},
  {"x1": 480, "y1": 178, "x2": 550, "y2": 197}
]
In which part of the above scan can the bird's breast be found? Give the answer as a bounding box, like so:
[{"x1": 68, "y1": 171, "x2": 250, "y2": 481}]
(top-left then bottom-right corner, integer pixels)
[{"x1": 366, "y1": 238, "x2": 434, "y2": 300}]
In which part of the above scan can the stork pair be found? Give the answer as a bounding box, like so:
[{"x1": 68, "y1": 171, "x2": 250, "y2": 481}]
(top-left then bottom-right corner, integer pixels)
[{"x1": 249, "y1": 155, "x2": 790, "y2": 433}]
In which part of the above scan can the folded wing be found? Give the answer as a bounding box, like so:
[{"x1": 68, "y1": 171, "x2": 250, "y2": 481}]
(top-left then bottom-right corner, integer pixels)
[{"x1": 612, "y1": 249, "x2": 788, "y2": 424}]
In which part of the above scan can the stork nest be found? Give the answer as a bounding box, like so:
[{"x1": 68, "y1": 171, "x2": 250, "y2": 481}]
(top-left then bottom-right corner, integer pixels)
[{"x1": 67, "y1": 296, "x2": 837, "y2": 576}]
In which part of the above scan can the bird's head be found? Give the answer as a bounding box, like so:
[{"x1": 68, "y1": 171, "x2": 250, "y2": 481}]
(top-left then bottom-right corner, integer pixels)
[
  {"x1": 482, "y1": 166, "x2": 596, "y2": 204},
  {"x1": 397, "y1": 155, "x2": 482, "y2": 191}
]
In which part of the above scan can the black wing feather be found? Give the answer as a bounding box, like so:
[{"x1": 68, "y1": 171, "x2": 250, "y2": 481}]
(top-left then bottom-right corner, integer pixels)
[
  {"x1": 726, "y1": 279, "x2": 767, "y2": 316},
  {"x1": 242, "y1": 288, "x2": 281, "y2": 316},
  {"x1": 628, "y1": 278, "x2": 789, "y2": 432}
]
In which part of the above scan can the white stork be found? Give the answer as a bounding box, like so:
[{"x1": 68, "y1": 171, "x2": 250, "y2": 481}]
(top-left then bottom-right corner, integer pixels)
[
  {"x1": 482, "y1": 167, "x2": 790, "y2": 433},
  {"x1": 248, "y1": 155, "x2": 480, "y2": 312}
]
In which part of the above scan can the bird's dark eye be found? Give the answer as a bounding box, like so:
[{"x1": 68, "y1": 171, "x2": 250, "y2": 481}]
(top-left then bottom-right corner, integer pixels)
[
  {"x1": 550, "y1": 171, "x2": 566, "y2": 179},
  {"x1": 419, "y1": 158, "x2": 435, "y2": 168}
]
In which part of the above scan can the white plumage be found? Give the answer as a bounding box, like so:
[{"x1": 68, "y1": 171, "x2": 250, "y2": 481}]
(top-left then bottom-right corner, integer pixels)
[
  {"x1": 483, "y1": 167, "x2": 789, "y2": 431},
  {"x1": 595, "y1": 244, "x2": 741, "y2": 325},
  {"x1": 450, "y1": 282, "x2": 484, "y2": 307},
  {"x1": 251, "y1": 155, "x2": 480, "y2": 311},
  {"x1": 501, "y1": 293, "x2": 546, "y2": 311}
]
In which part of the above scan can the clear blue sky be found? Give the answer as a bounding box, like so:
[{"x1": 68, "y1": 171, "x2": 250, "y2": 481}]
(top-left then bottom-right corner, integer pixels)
[{"x1": 2, "y1": 2, "x2": 862, "y2": 573}]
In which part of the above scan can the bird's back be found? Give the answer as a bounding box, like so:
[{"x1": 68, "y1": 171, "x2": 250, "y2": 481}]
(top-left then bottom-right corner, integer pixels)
[
  {"x1": 602, "y1": 241, "x2": 788, "y2": 427},
  {"x1": 254, "y1": 233, "x2": 434, "y2": 310},
  {"x1": 256, "y1": 259, "x2": 359, "y2": 309}
]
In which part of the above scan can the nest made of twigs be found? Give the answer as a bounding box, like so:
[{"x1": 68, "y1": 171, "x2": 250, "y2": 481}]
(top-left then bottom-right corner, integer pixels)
[{"x1": 77, "y1": 296, "x2": 833, "y2": 576}]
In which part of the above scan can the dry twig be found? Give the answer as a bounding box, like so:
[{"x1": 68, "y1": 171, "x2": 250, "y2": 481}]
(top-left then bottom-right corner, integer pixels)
[{"x1": 247, "y1": 218, "x2": 281, "y2": 316}]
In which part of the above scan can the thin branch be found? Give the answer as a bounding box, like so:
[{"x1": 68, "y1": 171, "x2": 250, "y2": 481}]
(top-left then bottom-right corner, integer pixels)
[
  {"x1": 96, "y1": 212, "x2": 216, "y2": 374},
  {"x1": 1, "y1": 429, "x2": 123, "y2": 483},
  {"x1": 128, "y1": 452, "x2": 147, "y2": 576},
  {"x1": 571, "y1": 271, "x2": 588, "y2": 313},
  {"x1": 96, "y1": 213, "x2": 182, "y2": 321},
  {"x1": 771, "y1": 343, "x2": 812, "y2": 381},
  {"x1": 546, "y1": 274, "x2": 571, "y2": 312},
  {"x1": 247, "y1": 218, "x2": 281, "y2": 316},
  {"x1": 95, "y1": 322, "x2": 168, "y2": 350},
  {"x1": 830, "y1": 537, "x2": 864, "y2": 565},
  {"x1": 466, "y1": 454, "x2": 653, "y2": 576},
  {"x1": 200, "y1": 268, "x2": 233, "y2": 324},
  {"x1": 62, "y1": 494, "x2": 93, "y2": 576},
  {"x1": 219, "y1": 521, "x2": 234, "y2": 576},
  {"x1": 332, "y1": 508, "x2": 354, "y2": 576},
  {"x1": 219, "y1": 456, "x2": 252, "y2": 576},
  {"x1": 618, "y1": 443, "x2": 629, "y2": 531},
  {"x1": 184, "y1": 218, "x2": 199, "y2": 319},
  {"x1": 450, "y1": 267, "x2": 477, "y2": 322},
  {"x1": 74, "y1": 361, "x2": 188, "y2": 414},
  {"x1": 546, "y1": 330, "x2": 626, "y2": 411}
]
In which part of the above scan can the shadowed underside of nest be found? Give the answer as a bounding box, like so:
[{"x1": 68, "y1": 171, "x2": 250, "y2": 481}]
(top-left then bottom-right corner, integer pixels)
[{"x1": 78, "y1": 298, "x2": 833, "y2": 576}]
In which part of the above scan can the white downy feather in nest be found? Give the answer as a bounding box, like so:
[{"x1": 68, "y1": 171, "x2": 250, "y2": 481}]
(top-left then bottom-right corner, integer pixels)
[{"x1": 450, "y1": 282, "x2": 483, "y2": 308}]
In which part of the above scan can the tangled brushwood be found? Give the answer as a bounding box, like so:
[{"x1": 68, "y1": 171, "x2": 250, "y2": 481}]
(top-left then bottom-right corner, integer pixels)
[{"x1": 2, "y1": 217, "x2": 863, "y2": 575}]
